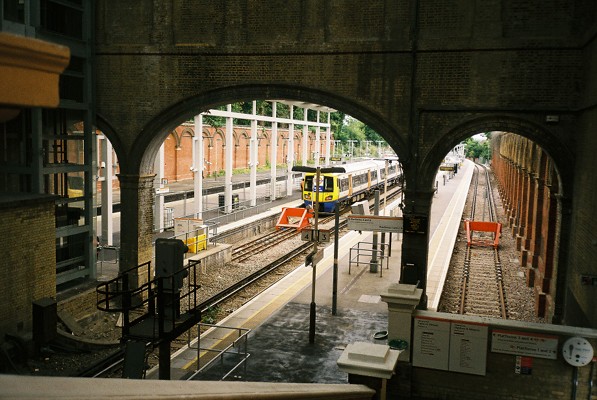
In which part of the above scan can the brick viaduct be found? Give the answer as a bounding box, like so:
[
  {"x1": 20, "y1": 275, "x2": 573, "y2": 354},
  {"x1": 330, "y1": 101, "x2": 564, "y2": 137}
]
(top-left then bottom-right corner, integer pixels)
[{"x1": 95, "y1": 1, "x2": 597, "y2": 327}]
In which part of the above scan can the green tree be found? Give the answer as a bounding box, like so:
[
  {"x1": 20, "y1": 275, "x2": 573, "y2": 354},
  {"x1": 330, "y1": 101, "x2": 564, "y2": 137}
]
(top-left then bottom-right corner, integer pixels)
[{"x1": 464, "y1": 136, "x2": 491, "y2": 161}]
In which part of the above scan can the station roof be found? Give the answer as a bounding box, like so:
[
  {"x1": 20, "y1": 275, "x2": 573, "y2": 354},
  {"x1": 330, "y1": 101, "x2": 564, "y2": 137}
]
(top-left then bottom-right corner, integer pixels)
[{"x1": 267, "y1": 99, "x2": 337, "y2": 113}]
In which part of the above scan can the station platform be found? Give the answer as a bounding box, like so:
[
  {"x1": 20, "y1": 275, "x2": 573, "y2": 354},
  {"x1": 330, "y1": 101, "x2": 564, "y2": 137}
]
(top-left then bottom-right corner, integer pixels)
[{"x1": 145, "y1": 160, "x2": 474, "y2": 382}]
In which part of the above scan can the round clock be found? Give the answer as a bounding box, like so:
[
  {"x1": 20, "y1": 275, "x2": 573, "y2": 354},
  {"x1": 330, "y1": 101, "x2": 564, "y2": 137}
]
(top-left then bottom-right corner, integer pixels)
[{"x1": 561, "y1": 336, "x2": 594, "y2": 367}]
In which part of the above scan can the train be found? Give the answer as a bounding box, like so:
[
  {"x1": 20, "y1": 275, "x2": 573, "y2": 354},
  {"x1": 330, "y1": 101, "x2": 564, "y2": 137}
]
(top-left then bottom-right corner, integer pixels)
[{"x1": 296, "y1": 158, "x2": 402, "y2": 213}]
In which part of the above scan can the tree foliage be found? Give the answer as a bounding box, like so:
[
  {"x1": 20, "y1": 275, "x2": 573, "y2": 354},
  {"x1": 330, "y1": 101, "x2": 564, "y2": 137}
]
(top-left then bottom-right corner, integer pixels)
[{"x1": 464, "y1": 135, "x2": 491, "y2": 161}]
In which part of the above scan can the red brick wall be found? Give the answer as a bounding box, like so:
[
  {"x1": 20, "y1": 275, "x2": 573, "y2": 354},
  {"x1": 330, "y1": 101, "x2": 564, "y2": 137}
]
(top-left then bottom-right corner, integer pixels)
[{"x1": 164, "y1": 125, "x2": 329, "y2": 182}]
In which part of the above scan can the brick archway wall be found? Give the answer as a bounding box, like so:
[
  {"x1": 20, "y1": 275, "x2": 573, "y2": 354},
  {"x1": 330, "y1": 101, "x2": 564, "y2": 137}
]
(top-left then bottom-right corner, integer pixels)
[{"x1": 95, "y1": 1, "x2": 597, "y2": 326}]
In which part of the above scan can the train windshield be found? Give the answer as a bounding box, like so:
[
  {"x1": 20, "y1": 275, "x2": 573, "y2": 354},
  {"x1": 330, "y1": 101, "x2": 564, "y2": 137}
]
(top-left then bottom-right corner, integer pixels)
[{"x1": 304, "y1": 175, "x2": 334, "y2": 192}]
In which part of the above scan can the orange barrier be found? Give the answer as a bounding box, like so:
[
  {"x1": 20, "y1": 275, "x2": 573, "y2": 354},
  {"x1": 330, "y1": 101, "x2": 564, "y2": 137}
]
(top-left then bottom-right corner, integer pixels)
[
  {"x1": 276, "y1": 207, "x2": 313, "y2": 231},
  {"x1": 465, "y1": 220, "x2": 502, "y2": 247}
]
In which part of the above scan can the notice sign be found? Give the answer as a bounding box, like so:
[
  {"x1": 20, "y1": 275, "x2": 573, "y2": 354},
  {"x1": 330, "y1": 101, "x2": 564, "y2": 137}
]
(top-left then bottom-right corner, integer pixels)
[
  {"x1": 414, "y1": 317, "x2": 489, "y2": 375},
  {"x1": 491, "y1": 330, "x2": 558, "y2": 360},
  {"x1": 515, "y1": 356, "x2": 533, "y2": 375},
  {"x1": 449, "y1": 323, "x2": 488, "y2": 376},
  {"x1": 413, "y1": 317, "x2": 451, "y2": 370},
  {"x1": 347, "y1": 215, "x2": 403, "y2": 233},
  {"x1": 404, "y1": 215, "x2": 428, "y2": 234}
]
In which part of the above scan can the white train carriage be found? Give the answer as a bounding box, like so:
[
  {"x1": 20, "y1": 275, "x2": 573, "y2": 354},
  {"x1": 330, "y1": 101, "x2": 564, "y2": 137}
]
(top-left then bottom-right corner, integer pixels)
[{"x1": 298, "y1": 159, "x2": 401, "y2": 213}]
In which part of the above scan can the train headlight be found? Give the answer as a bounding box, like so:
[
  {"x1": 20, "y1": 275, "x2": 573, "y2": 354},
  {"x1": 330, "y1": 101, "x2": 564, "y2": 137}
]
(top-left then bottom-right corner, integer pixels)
[
  {"x1": 325, "y1": 195, "x2": 333, "y2": 201},
  {"x1": 304, "y1": 193, "x2": 311, "y2": 200}
]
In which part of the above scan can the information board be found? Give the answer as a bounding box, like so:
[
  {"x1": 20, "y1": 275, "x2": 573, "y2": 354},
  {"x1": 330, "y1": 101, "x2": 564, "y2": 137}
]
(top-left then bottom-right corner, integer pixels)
[
  {"x1": 449, "y1": 322, "x2": 488, "y2": 375},
  {"x1": 347, "y1": 215, "x2": 403, "y2": 233},
  {"x1": 491, "y1": 330, "x2": 558, "y2": 360},
  {"x1": 413, "y1": 317, "x2": 450, "y2": 370},
  {"x1": 413, "y1": 317, "x2": 488, "y2": 375}
]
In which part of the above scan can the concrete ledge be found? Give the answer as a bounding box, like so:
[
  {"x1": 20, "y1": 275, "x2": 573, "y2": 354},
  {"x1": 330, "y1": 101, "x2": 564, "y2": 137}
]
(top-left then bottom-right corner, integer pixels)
[
  {"x1": 0, "y1": 33, "x2": 70, "y2": 114},
  {"x1": 0, "y1": 375, "x2": 375, "y2": 400},
  {"x1": 337, "y1": 342, "x2": 400, "y2": 379}
]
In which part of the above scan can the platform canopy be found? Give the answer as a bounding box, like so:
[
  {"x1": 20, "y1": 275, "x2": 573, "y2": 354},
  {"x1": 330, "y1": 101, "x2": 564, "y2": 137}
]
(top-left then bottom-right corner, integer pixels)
[{"x1": 268, "y1": 99, "x2": 337, "y2": 114}]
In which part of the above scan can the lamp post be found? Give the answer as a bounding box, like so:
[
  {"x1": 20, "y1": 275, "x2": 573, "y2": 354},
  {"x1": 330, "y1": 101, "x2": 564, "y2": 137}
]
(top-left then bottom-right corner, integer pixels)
[{"x1": 292, "y1": 165, "x2": 344, "y2": 343}]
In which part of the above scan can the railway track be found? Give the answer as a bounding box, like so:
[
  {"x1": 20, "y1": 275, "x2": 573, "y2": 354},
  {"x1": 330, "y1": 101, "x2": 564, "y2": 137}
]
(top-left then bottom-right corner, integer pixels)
[
  {"x1": 83, "y1": 185, "x2": 403, "y2": 378},
  {"x1": 232, "y1": 228, "x2": 299, "y2": 262},
  {"x1": 230, "y1": 184, "x2": 403, "y2": 263},
  {"x1": 81, "y1": 240, "x2": 315, "y2": 378},
  {"x1": 457, "y1": 164, "x2": 508, "y2": 319}
]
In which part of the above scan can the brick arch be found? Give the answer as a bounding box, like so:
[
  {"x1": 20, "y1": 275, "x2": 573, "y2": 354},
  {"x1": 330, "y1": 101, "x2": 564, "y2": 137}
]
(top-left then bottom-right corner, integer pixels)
[
  {"x1": 95, "y1": 113, "x2": 126, "y2": 170},
  {"x1": 180, "y1": 127, "x2": 194, "y2": 138},
  {"x1": 420, "y1": 114, "x2": 573, "y2": 322},
  {"x1": 419, "y1": 114, "x2": 573, "y2": 198},
  {"x1": 237, "y1": 129, "x2": 251, "y2": 169},
  {"x1": 131, "y1": 84, "x2": 407, "y2": 176}
]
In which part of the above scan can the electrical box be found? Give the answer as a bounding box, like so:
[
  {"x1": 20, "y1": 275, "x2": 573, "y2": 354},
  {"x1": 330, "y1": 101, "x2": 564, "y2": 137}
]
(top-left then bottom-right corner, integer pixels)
[
  {"x1": 155, "y1": 238, "x2": 188, "y2": 291},
  {"x1": 32, "y1": 297, "x2": 57, "y2": 345},
  {"x1": 351, "y1": 200, "x2": 370, "y2": 215}
]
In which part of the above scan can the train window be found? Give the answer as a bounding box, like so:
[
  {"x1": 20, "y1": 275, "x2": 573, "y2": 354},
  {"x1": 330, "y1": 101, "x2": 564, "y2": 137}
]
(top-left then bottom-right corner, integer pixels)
[
  {"x1": 304, "y1": 176, "x2": 313, "y2": 191},
  {"x1": 353, "y1": 172, "x2": 367, "y2": 186},
  {"x1": 323, "y1": 176, "x2": 334, "y2": 192},
  {"x1": 304, "y1": 175, "x2": 334, "y2": 192},
  {"x1": 371, "y1": 171, "x2": 377, "y2": 180},
  {"x1": 339, "y1": 178, "x2": 349, "y2": 191}
]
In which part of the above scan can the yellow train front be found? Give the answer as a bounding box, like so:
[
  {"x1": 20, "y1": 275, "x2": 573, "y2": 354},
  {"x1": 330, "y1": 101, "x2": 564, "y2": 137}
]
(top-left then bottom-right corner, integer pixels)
[{"x1": 298, "y1": 159, "x2": 401, "y2": 214}]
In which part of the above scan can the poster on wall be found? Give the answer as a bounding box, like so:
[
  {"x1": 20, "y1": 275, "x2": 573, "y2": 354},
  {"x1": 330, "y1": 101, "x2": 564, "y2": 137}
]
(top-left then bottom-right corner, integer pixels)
[
  {"x1": 491, "y1": 330, "x2": 558, "y2": 359},
  {"x1": 515, "y1": 356, "x2": 533, "y2": 375},
  {"x1": 448, "y1": 322, "x2": 488, "y2": 376},
  {"x1": 413, "y1": 317, "x2": 451, "y2": 370}
]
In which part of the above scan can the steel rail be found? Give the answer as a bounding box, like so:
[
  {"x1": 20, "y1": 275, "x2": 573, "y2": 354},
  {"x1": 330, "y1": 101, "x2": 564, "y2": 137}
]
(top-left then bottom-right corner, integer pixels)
[{"x1": 459, "y1": 164, "x2": 508, "y2": 318}]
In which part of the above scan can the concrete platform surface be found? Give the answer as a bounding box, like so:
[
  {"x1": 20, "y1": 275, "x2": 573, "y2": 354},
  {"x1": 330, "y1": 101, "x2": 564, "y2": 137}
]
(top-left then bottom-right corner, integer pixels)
[{"x1": 146, "y1": 161, "x2": 473, "y2": 382}]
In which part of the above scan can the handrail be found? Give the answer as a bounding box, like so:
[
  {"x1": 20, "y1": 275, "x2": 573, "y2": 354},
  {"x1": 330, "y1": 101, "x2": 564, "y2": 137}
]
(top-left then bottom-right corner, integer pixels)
[
  {"x1": 96, "y1": 259, "x2": 202, "y2": 342},
  {"x1": 348, "y1": 241, "x2": 390, "y2": 276},
  {"x1": 186, "y1": 323, "x2": 251, "y2": 381}
]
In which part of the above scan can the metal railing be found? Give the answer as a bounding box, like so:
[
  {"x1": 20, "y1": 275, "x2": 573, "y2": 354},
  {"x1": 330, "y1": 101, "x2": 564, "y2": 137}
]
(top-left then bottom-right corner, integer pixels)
[
  {"x1": 186, "y1": 323, "x2": 251, "y2": 381},
  {"x1": 96, "y1": 259, "x2": 202, "y2": 342},
  {"x1": 348, "y1": 241, "x2": 390, "y2": 277}
]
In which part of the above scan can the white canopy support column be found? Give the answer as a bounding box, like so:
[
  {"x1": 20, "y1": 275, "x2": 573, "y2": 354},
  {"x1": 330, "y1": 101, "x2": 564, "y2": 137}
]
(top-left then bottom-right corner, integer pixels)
[
  {"x1": 314, "y1": 111, "x2": 321, "y2": 168},
  {"x1": 224, "y1": 104, "x2": 233, "y2": 213},
  {"x1": 250, "y1": 101, "x2": 258, "y2": 206},
  {"x1": 377, "y1": 140, "x2": 384, "y2": 157},
  {"x1": 100, "y1": 136, "x2": 114, "y2": 245},
  {"x1": 193, "y1": 114, "x2": 204, "y2": 219},
  {"x1": 302, "y1": 108, "x2": 308, "y2": 165},
  {"x1": 200, "y1": 101, "x2": 335, "y2": 204},
  {"x1": 325, "y1": 111, "x2": 331, "y2": 165},
  {"x1": 153, "y1": 143, "x2": 165, "y2": 233},
  {"x1": 286, "y1": 105, "x2": 294, "y2": 196},
  {"x1": 270, "y1": 101, "x2": 278, "y2": 201}
]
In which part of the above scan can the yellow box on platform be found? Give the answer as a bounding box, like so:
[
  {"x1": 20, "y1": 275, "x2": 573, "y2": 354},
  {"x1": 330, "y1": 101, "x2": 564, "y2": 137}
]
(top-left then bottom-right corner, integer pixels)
[{"x1": 185, "y1": 234, "x2": 207, "y2": 253}]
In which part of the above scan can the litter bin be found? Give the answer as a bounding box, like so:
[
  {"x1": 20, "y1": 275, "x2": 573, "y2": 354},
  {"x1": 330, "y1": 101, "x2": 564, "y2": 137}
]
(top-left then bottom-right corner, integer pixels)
[
  {"x1": 164, "y1": 207, "x2": 174, "y2": 229},
  {"x1": 219, "y1": 194, "x2": 240, "y2": 210}
]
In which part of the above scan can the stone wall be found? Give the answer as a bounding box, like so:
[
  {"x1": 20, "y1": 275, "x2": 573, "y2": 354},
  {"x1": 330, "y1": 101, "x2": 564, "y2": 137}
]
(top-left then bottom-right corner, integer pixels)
[{"x1": 0, "y1": 195, "x2": 56, "y2": 343}]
